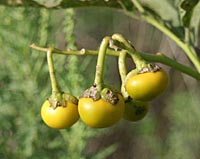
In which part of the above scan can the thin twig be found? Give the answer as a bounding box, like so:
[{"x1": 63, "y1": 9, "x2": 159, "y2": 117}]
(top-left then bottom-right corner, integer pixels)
[{"x1": 30, "y1": 44, "x2": 200, "y2": 80}]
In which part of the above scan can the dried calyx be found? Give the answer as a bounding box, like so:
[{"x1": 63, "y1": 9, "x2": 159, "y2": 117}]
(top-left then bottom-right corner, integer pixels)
[
  {"x1": 101, "y1": 88, "x2": 119, "y2": 105},
  {"x1": 48, "y1": 92, "x2": 78, "y2": 109},
  {"x1": 80, "y1": 84, "x2": 120, "y2": 105},
  {"x1": 138, "y1": 63, "x2": 161, "y2": 74}
]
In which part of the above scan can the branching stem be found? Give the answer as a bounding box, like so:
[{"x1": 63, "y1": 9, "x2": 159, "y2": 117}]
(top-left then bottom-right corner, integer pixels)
[
  {"x1": 47, "y1": 48, "x2": 60, "y2": 94},
  {"x1": 130, "y1": 0, "x2": 200, "y2": 73},
  {"x1": 30, "y1": 44, "x2": 200, "y2": 80},
  {"x1": 94, "y1": 36, "x2": 110, "y2": 91},
  {"x1": 118, "y1": 50, "x2": 129, "y2": 99},
  {"x1": 111, "y1": 33, "x2": 148, "y2": 70}
]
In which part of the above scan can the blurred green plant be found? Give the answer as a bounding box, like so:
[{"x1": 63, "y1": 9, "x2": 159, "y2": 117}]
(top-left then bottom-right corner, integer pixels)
[
  {"x1": 129, "y1": 89, "x2": 200, "y2": 159},
  {"x1": 2, "y1": 0, "x2": 200, "y2": 74},
  {"x1": 0, "y1": 6, "x2": 116, "y2": 159},
  {"x1": 0, "y1": 0, "x2": 200, "y2": 159},
  {"x1": 164, "y1": 89, "x2": 200, "y2": 159}
]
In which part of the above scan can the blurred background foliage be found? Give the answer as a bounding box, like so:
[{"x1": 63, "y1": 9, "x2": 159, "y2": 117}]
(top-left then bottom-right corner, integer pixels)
[{"x1": 0, "y1": 1, "x2": 200, "y2": 159}]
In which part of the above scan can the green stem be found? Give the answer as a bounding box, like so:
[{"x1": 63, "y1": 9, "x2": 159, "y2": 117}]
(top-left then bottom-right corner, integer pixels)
[
  {"x1": 30, "y1": 44, "x2": 200, "y2": 80},
  {"x1": 141, "y1": 52, "x2": 200, "y2": 80},
  {"x1": 130, "y1": 0, "x2": 200, "y2": 73},
  {"x1": 94, "y1": 36, "x2": 110, "y2": 91},
  {"x1": 30, "y1": 43, "x2": 118, "y2": 56},
  {"x1": 47, "y1": 48, "x2": 60, "y2": 94},
  {"x1": 111, "y1": 33, "x2": 148, "y2": 70},
  {"x1": 147, "y1": 20, "x2": 200, "y2": 73},
  {"x1": 131, "y1": 0, "x2": 145, "y2": 13},
  {"x1": 118, "y1": 50, "x2": 128, "y2": 98}
]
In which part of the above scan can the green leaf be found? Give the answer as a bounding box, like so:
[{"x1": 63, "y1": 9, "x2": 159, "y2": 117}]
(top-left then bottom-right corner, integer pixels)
[
  {"x1": 143, "y1": 6, "x2": 162, "y2": 21},
  {"x1": 139, "y1": 0, "x2": 185, "y2": 40},
  {"x1": 140, "y1": 0, "x2": 181, "y2": 26},
  {"x1": 180, "y1": 0, "x2": 199, "y2": 10},
  {"x1": 190, "y1": 2, "x2": 200, "y2": 44},
  {"x1": 180, "y1": 0, "x2": 199, "y2": 27}
]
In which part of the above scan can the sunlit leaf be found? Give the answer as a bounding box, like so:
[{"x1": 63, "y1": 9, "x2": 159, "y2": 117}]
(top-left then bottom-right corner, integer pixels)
[{"x1": 0, "y1": 0, "x2": 123, "y2": 9}]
